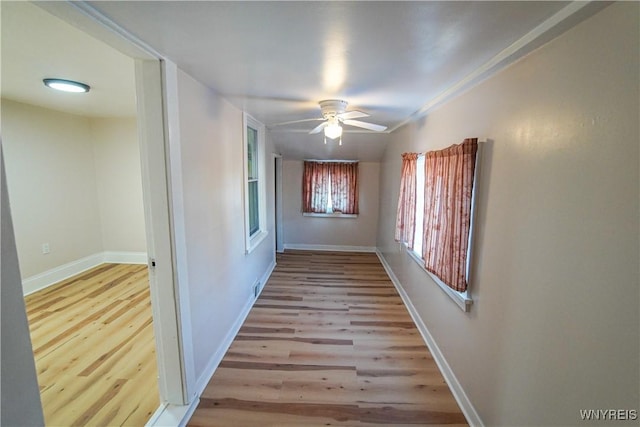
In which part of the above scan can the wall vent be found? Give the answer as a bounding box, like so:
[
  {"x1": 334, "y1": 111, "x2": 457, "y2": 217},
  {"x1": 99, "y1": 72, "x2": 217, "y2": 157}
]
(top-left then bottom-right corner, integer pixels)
[{"x1": 253, "y1": 281, "x2": 261, "y2": 298}]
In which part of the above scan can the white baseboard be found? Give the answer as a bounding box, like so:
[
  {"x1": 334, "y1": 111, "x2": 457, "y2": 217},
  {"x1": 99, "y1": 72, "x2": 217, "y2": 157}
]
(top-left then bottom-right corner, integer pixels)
[
  {"x1": 255, "y1": 258, "x2": 277, "y2": 298},
  {"x1": 376, "y1": 250, "x2": 484, "y2": 427},
  {"x1": 283, "y1": 243, "x2": 376, "y2": 253},
  {"x1": 22, "y1": 251, "x2": 149, "y2": 296},
  {"x1": 22, "y1": 253, "x2": 105, "y2": 296},
  {"x1": 194, "y1": 258, "x2": 277, "y2": 399},
  {"x1": 145, "y1": 401, "x2": 199, "y2": 427},
  {"x1": 193, "y1": 295, "x2": 254, "y2": 397},
  {"x1": 103, "y1": 251, "x2": 148, "y2": 264}
]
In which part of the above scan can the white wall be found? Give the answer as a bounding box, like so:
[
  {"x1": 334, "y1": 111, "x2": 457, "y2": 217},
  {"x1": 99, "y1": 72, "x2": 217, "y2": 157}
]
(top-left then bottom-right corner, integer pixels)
[
  {"x1": 282, "y1": 160, "x2": 379, "y2": 249},
  {"x1": 1, "y1": 99, "x2": 146, "y2": 283},
  {"x1": 376, "y1": 3, "x2": 639, "y2": 426},
  {"x1": 172, "y1": 69, "x2": 276, "y2": 395},
  {"x1": 2, "y1": 100, "x2": 103, "y2": 278},
  {"x1": 92, "y1": 117, "x2": 146, "y2": 252}
]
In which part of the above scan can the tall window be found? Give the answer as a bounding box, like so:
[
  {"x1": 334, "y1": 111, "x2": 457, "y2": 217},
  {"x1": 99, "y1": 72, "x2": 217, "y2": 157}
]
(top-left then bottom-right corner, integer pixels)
[
  {"x1": 395, "y1": 138, "x2": 478, "y2": 294},
  {"x1": 302, "y1": 161, "x2": 359, "y2": 215},
  {"x1": 421, "y1": 138, "x2": 477, "y2": 292},
  {"x1": 244, "y1": 114, "x2": 267, "y2": 253},
  {"x1": 394, "y1": 153, "x2": 419, "y2": 248},
  {"x1": 247, "y1": 125, "x2": 259, "y2": 236}
]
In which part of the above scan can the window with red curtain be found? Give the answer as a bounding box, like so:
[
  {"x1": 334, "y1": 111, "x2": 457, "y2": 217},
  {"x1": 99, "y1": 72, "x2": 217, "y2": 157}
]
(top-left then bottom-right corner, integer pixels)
[
  {"x1": 302, "y1": 161, "x2": 330, "y2": 213},
  {"x1": 302, "y1": 161, "x2": 359, "y2": 215},
  {"x1": 394, "y1": 153, "x2": 419, "y2": 249},
  {"x1": 421, "y1": 138, "x2": 478, "y2": 292},
  {"x1": 329, "y1": 162, "x2": 359, "y2": 214}
]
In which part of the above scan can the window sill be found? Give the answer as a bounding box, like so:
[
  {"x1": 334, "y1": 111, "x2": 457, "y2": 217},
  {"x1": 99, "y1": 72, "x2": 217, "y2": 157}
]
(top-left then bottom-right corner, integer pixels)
[
  {"x1": 302, "y1": 212, "x2": 358, "y2": 219},
  {"x1": 246, "y1": 230, "x2": 268, "y2": 254},
  {"x1": 405, "y1": 245, "x2": 473, "y2": 312}
]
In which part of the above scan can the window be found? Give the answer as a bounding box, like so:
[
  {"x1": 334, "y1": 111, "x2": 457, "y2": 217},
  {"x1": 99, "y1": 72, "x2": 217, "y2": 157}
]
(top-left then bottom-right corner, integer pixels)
[
  {"x1": 395, "y1": 139, "x2": 479, "y2": 311},
  {"x1": 243, "y1": 114, "x2": 267, "y2": 253},
  {"x1": 302, "y1": 161, "x2": 358, "y2": 216},
  {"x1": 247, "y1": 125, "x2": 259, "y2": 236}
]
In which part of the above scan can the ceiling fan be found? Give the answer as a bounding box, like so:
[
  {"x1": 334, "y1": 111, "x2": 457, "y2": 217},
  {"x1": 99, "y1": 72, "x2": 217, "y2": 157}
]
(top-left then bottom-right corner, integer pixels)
[{"x1": 272, "y1": 99, "x2": 387, "y2": 145}]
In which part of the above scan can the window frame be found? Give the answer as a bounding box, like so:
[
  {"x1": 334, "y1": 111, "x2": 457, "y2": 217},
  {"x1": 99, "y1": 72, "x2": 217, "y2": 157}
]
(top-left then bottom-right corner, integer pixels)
[
  {"x1": 302, "y1": 212, "x2": 358, "y2": 219},
  {"x1": 243, "y1": 113, "x2": 267, "y2": 253}
]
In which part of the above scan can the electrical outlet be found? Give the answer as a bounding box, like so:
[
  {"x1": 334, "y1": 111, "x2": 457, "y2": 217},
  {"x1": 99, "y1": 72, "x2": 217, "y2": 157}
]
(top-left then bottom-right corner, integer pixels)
[{"x1": 42, "y1": 243, "x2": 50, "y2": 254}]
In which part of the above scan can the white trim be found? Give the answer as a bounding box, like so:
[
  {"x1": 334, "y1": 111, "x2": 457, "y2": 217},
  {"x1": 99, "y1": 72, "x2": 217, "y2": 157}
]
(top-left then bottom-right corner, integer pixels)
[
  {"x1": 376, "y1": 250, "x2": 484, "y2": 427},
  {"x1": 302, "y1": 159, "x2": 359, "y2": 163},
  {"x1": 246, "y1": 230, "x2": 268, "y2": 255},
  {"x1": 389, "y1": 1, "x2": 601, "y2": 133},
  {"x1": 194, "y1": 295, "x2": 255, "y2": 395},
  {"x1": 160, "y1": 59, "x2": 195, "y2": 404},
  {"x1": 283, "y1": 244, "x2": 376, "y2": 253},
  {"x1": 49, "y1": 1, "x2": 163, "y2": 60},
  {"x1": 193, "y1": 259, "x2": 276, "y2": 395},
  {"x1": 243, "y1": 113, "x2": 268, "y2": 254},
  {"x1": 406, "y1": 248, "x2": 472, "y2": 312},
  {"x1": 21, "y1": 253, "x2": 103, "y2": 296},
  {"x1": 302, "y1": 212, "x2": 358, "y2": 219},
  {"x1": 22, "y1": 251, "x2": 149, "y2": 296},
  {"x1": 273, "y1": 154, "x2": 284, "y2": 253},
  {"x1": 129, "y1": 259, "x2": 278, "y2": 427},
  {"x1": 145, "y1": 403, "x2": 168, "y2": 427},
  {"x1": 103, "y1": 251, "x2": 148, "y2": 264},
  {"x1": 33, "y1": 1, "x2": 190, "y2": 411},
  {"x1": 403, "y1": 140, "x2": 482, "y2": 312},
  {"x1": 145, "y1": 401, "x2": 199, "y2": 427},
  {"x1": 256, "y1": 259, "x2": 276, "y2": 299}
]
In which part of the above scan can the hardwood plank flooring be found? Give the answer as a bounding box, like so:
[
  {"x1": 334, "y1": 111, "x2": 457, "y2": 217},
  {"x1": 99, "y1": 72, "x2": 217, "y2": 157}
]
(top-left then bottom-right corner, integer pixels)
[
  {"x1": 24, "y1": 263, "x2": 159, "y2": 427},
  {"x1": 188, "y1": 251, "x2": 467, "y2": 426}
]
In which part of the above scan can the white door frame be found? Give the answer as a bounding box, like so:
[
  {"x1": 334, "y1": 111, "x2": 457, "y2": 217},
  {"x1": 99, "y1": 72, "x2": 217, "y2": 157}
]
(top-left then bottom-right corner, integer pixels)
[
  {"x1": 135, "y1": 59, "x2": 187, "y2": 406},
  {"x1": 35, "y1": 0, "x2": 189, "y2": 415},
  {"x1": 273, "y1": 154, "x2": 284, "y2": 253}
]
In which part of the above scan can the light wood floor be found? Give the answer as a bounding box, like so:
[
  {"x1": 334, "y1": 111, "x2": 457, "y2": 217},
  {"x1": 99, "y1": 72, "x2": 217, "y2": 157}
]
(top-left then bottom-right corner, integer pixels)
[
  {"x1": 25, "y1": 263, "x2": 159, "y2": 427},
  {"x1": 188, "y1": 250, "x2": 467, "y2": 426}
]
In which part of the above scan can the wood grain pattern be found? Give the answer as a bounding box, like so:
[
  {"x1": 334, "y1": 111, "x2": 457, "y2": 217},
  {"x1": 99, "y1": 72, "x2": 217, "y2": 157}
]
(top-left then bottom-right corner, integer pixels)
[
  {"x1": 24, "y1": 263, "x2": 159, "y2": 427},
  {"x1": 188, "y1": 251, "x2": 467, "y2": 426}
]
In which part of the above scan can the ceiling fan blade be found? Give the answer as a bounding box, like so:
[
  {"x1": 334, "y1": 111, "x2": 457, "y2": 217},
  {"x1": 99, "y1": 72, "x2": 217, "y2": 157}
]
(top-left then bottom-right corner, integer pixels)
[
  {"x1": 309, "y1": 122, "x2": 328, "y2": 134},
  {"x1": 342, "y1": 119, "x2": 387, "y2": 132},
  {"x1": 337, "y1": 110, "x2": 369, "y2": 120},
  {"x1": 270, "y1": 117, "x2": 324, "y2": 127}
]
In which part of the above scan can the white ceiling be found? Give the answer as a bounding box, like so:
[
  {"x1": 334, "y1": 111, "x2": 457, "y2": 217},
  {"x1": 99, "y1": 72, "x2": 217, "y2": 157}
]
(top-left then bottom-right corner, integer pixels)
[
  {"x1": 1, "y1": 1, "x2": 137, "y2": 118},
  {"x1": 2, "y1": 1, "x2": 606, "y2": 160}
]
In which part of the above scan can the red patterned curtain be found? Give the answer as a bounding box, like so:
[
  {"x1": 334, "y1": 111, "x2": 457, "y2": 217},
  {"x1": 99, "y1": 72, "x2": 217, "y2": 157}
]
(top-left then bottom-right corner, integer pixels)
[
  {"x1": 422, "y1": 138, "x2": 478, "y2": 292},
  {"x1": 302, "y1": 161, "x2": 331, "y2": 213},
  {"x1": 329, "y1": 162, "x2": 359, "y2": 214},
  {"x1": 394, "y1": 153, "x2": 419, "y2": 248}
]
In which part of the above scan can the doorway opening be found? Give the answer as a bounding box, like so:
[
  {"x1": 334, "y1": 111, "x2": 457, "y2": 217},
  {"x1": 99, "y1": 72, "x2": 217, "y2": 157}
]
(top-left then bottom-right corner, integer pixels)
[{"x1": 1, "y1": 2, "x2": 184, "y2": 425}]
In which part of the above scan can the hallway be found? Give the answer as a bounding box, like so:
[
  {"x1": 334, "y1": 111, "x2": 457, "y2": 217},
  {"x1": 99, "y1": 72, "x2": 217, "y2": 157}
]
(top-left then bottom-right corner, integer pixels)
[{"x1": 188, "y1": 251, "x2": 466, "y2": 426}]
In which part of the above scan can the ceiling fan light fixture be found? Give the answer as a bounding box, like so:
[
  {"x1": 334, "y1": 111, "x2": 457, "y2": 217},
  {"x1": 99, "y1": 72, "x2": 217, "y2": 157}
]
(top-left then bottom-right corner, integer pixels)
[
  {"x1": 324, "y1": 122, "x2": 342, "y2": 139},
  {"x1": 43, "y1": 78, "x2": 90, "y2": 93}
]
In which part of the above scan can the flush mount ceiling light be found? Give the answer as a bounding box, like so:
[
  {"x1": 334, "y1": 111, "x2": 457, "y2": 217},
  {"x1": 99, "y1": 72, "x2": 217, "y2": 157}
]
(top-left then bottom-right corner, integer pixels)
[{"x1": 43, "y1": 78, "x2": 90, "y2": 93}]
